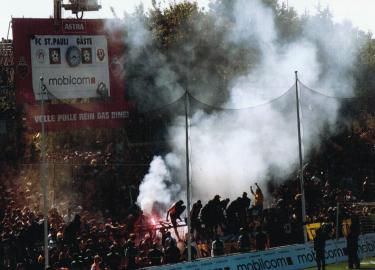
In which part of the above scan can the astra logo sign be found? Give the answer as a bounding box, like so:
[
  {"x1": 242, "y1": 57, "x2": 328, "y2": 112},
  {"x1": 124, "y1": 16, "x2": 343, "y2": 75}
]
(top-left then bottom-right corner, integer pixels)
[
  {"x1": 237, "y1": 257, "x2": 292, "y2": 270},
  {"x1": 62, "y1": 21, "x2": 86, "y2": 33}
]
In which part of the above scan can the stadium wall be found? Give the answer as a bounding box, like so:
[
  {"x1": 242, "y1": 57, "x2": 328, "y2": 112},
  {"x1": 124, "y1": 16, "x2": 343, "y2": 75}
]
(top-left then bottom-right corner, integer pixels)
[{"x1": 143, "y1": 233, "x2": 375, "y2": 270}]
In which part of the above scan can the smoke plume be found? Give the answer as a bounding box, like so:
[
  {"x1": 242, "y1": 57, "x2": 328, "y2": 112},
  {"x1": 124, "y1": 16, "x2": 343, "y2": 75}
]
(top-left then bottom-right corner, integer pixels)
[
  {"x1": 133, "y1": 0, "x2": 364, "y2": 213},
  {"x1": 137, "y1": 154, "x2": 183, "y2": 216}
]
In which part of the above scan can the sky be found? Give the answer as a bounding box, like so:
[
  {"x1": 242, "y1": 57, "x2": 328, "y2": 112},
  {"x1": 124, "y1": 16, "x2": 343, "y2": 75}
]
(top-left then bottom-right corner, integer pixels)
[{"x1": 1, "y1": 0, "x2": 375, "y2": 39}]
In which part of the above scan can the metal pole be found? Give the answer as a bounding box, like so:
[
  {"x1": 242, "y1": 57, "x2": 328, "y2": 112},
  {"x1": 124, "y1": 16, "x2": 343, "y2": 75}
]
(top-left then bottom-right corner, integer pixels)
[
  {"x1": 7, "y1": 20, "x2": 11, "y2": 40},
  {"x1": 184, "y1": 91, "x2": 192, "y2": 261},
  {"x1": 54, "y1": 0, "x2": 62, "y2": 19},
  {"x1": 334, "y1": 202, "x2": 340, "y2": 264},
  {"x1": 295, "y1": 71, "x2": 307, "y2": 243},
  {"x1": 336, "y1": 202, "x2": 339, "y2": 240},
  {"x1": 40, "y1": 77, "x2": 49, "y2": 269}
]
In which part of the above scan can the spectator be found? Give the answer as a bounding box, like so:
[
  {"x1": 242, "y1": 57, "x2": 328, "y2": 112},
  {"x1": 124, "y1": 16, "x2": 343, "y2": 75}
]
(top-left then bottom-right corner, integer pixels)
[
  {"x1": 148, "y1": 242, "x2": 163, "y2": 266},
  {"x1": 105, "y1": 245, "x2": 121, "y2": 270},
  {"x1": 64, "y1": 214, "x2": 81, "y2": 246},
  {"x1": 250, "y1": 183, "x2": 264, "y2": 214},
  {"x1": 125, "y1": 239, "x2": 138, "y2": 270},
  {"x1": 347, "y1": 216, "x2": 360, "y2": 269},
  {"x1": 181, "y1": 241, "x2": 198, "y2": 261},
  {"x1": 254, "y1": 226, "x2": 269, "y2": 251},
  {"x1": 16, "y1": 262, "x2": 25, "y2": 270},
  {"x1": 237, "y1": 227, "x2": 251, "y2": 252},
  {"x1": 238, "y1": 192, "x2": 251, "y2": 227},
  {"x1": 166, "y1": 200, "x2": 186, "y2": 241},
  {"x1": 226, "y1": 197, "x2": 242, "y2": 233},
  {"x1": 211, "y1": 234, "x2": 225, "y2": 257},
  {"x1": 164, "y1": 239, "x2": 181, "y2": 264},
  {"x1": 314, "y1": 224, "x2": 329, "y2": 270},
  {"x1": 362, "y1": 177, "x2": 373, "y2": 202},
  {"x1": 201, "y1": 195, "x2": 224, "y2": 238},
  {"x1": 190, "y1": 200, "x2": 202, "y2": 235},
  {"x1": 164, "y1": 231, "x2": 176, "y2": 249},
  {"x1": 90, "y1": 255, "x2": 102, "y2": 270}
]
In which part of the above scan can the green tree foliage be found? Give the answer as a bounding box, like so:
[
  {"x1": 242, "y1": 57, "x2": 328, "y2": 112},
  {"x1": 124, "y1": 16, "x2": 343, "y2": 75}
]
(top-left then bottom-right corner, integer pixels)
[
  {"x1": 9, "y1": 0, "x2": 375, "y2": 162},
  {"x1": 149, "y1": 1, "x2": 201, "y2": 48},
  {"x1": 275, "y1": 3, "x2": 302, "y2": 43},
  {"x1": 355, "y1": 34, "x2": 375, "y2": 99},
  {"x1": 349, "y1": 34, "x2": 375, "y2": 127},
  {"x1": 124, "y1": 1, "x2": 261, "y2": 109},
  {"x1": 122, "y1": 0, "x2": 375, "y2": 143}
]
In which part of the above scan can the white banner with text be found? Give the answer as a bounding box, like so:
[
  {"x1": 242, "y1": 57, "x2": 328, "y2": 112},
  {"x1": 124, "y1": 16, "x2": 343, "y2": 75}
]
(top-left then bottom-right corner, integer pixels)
[
  {"x1": 143, "y1": 233, "x2": 375, "y2": 270},
  {"x1": 30, "y1": 35, "x2": 110, "y2": 100}
]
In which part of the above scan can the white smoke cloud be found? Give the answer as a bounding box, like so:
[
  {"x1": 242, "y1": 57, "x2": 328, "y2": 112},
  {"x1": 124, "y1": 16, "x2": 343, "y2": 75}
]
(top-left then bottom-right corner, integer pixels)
[
  {"x1": 136, "y1": 0, "x2": 364, "y2": 211},
  {"x1": 137, "y1": 154, "x2": 183, "y2": 215}
]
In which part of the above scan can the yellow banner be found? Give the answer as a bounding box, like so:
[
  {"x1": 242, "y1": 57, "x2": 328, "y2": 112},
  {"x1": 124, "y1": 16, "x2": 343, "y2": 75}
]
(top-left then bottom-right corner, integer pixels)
[
  {"x1": 342, "y1": 219, "x2": 352, "y2": 237},
  {"x1": 306, "y1": 223, "x2": 321, "y2": 241}
]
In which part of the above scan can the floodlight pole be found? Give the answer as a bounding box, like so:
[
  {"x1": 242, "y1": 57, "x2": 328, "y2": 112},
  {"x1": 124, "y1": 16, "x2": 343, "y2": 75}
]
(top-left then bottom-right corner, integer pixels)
[
  {"x1": 40, "y1": 77, "x2": 49, "y2": 269},
  {"x1": 184, "y1": 90, "x2": 192, "y2": 261},
  {"x1": 295, "y1": 71, "x2": 307, "y2": 243},
  {"x1": 336, "y1": 202, "x2": 340, "y2": 240},
  {"x1": 54, "y1": 0, "x2": 62, "y2": 19}
]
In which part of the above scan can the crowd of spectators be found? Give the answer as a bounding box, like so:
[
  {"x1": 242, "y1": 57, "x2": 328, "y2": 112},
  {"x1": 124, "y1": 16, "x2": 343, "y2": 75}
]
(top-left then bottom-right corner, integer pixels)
[
  {"x1": 0, "y1": 121, "x2": 375, "y2": 269},
  {"x1": 0, "y1": 157, "x2": 374, "y2": 269},
  {"x1": 20, "y1": 128, "x2": 164, "y2": 218}
]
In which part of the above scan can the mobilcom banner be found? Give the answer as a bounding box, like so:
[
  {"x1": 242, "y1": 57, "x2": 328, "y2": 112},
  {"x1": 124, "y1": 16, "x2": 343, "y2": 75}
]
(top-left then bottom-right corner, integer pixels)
[
  {"x1": 30, "y1": 35, "x2": 110, "y2": 100},
  {"x1": 144, "y1": 233, "x2": 375, "y2": 270}
]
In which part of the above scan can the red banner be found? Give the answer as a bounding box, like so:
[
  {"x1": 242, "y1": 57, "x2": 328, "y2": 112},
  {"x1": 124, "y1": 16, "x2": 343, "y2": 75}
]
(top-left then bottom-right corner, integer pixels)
[
  {"x1": 12, "y1": 18, "x2": 134, "y2": 131},
  {"x1": 24, "y1": 101, "x2": 135, "y2": 132},
  {"x1": 12, "y1": 18, "x2": 126, "y2": 104}
]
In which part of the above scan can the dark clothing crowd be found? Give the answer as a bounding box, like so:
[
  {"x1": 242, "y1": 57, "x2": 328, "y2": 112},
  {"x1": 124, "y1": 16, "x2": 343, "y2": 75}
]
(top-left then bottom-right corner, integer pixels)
[
  {"x1": 0, "y1": 165, "x2": 373, "y2": 270},
  {"x1": 1, "y1": 127, "x2": 375, "y2": 270}
]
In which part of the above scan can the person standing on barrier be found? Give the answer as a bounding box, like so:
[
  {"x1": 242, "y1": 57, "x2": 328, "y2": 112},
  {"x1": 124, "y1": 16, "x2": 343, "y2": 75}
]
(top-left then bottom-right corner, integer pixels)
[
  {"x1": 347, "y1": 215, "x2": 361, "y2": 269},
  {"x1": 190, "y1": 200, "x2": 202, "y2": 236},
  {"x1": 314, "y1": 224, "x2": 329, "y2": 270},
  {"x1": 166, "y1": 200, "x2": 186, "y2": 241},
  {"x1": 250, "y1": 183, "x2": 264, "y2": 214}
]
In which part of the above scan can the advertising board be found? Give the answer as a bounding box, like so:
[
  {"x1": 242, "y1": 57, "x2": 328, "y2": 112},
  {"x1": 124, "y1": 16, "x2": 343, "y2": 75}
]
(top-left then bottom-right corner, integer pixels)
[
  {"x1": 143, "y1": 233, "x2": 375, "y2": 270},
  {"x1": 12, "y1": 18, "x2": 130, "y2": 130},
  {"x1": 30, "y1": 35, "x2": 110, "y2": 100}
]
